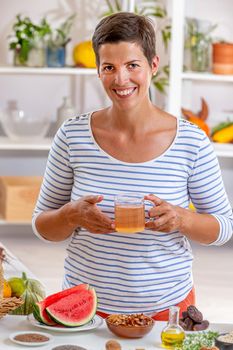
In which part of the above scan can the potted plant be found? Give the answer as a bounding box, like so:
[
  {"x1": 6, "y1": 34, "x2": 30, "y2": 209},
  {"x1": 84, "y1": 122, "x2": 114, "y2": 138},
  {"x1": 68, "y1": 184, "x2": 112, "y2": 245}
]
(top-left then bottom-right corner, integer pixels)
[
  {"x1": 46, "y1": 14, "x2": 76, "y2": 68},
  {"x1": 8, "y1": 15, "x2": 51, "y2": 67}
]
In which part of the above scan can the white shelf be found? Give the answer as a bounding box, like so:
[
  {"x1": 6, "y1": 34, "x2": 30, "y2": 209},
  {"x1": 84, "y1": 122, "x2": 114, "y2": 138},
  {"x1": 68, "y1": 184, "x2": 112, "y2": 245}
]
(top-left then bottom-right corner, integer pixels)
[
  {"x1": 182, "y1": 72, "x2": 233, "y2": 83},
  {"x1": 0, "y1": 137, "x2": 232, "y2": 157},
  {"x1": 212, "y1": 142, "x2": 233, "y2": 158},
  {"x1": 0, "y1": 137, "x2": 52, "y2": 151},
  {"x1": 0, "y1": 66, "x2": 97, "y2": 76}
]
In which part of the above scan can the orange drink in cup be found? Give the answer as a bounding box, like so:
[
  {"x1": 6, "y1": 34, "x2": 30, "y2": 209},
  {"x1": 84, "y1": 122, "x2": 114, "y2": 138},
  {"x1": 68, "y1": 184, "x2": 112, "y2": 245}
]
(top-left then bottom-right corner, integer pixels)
[{"x1": 115, "y1": 193, "x2": 145, "y2": 233}]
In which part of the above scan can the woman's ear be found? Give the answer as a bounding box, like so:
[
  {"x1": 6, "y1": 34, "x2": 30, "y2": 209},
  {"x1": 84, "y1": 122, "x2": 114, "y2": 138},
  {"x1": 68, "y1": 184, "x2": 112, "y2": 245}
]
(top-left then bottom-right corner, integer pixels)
[{"x1": 151, "y1": 55, "x2": 160, "y2": 76}]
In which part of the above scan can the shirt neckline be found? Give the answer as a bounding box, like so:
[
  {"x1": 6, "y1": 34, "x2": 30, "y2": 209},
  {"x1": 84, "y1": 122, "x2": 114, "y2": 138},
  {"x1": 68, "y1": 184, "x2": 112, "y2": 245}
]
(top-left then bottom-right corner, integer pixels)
[{"x1": 88, "y1": 111, "x2": 180, "y2": 165}]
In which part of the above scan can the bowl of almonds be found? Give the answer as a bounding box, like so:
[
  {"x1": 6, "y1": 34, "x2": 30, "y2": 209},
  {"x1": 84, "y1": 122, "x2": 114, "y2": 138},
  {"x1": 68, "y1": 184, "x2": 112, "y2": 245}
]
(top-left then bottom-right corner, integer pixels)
[{"x1": 105, "y1": 313, "x2": 154, "y2": 338}]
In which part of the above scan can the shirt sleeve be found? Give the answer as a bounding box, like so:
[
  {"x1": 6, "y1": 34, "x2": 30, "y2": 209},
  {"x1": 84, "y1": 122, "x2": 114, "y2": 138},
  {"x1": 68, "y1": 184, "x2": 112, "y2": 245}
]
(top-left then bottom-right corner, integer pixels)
[
  {"x1": 32, "y1": 122, "x2": 74, "y2": 239},
  {"x1": 188, "y1": 132, "x2": 233, "y2": 246}
]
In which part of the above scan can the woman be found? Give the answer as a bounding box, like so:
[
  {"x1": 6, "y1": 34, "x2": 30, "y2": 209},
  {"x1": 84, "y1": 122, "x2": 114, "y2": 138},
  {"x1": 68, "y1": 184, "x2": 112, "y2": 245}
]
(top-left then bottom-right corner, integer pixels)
[{"x1": 32, "y1": 12, "x2": 233, "y2": 320}]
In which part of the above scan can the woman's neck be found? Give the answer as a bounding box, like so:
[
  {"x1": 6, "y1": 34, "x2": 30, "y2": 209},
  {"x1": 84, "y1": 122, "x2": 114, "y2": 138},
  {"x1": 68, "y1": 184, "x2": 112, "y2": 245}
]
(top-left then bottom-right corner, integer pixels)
[{"x1": 107, "y1": 101, "x2": 160, "y2": 133}]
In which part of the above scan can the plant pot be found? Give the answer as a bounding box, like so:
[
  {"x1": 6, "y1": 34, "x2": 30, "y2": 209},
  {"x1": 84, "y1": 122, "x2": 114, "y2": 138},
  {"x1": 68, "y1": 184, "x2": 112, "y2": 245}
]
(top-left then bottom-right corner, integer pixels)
[
  {"x1": 212, "y1": 43, "x2": 233, "y2": 74},
  {"x1": 27, "y1": 48, "x2": 45, "y2": 67},
  {"x1": 46, "y1": 47, "x2": 66, "y2": 67},
  {"x1": 14, "y1": 48, "x2": 45, "y2": 67},
  {"x1": 14, "y1": 52, "x2": 26, "y2": 67}
]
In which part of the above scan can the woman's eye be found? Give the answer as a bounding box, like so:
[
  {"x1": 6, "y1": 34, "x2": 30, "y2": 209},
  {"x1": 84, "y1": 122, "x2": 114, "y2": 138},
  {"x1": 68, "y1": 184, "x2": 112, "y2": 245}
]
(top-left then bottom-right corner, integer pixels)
[
  {"x1": 128, "y1": 63, "x2": 139, "y2": 69},
  {"x1": 103, "y1": 65, "x2": 114, "y2": 72}
]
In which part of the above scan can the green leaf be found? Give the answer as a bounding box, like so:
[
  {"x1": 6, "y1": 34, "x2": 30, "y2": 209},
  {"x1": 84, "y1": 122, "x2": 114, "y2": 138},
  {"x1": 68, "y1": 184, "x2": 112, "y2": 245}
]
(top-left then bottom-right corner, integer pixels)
[
  {"x1": 175, "y1": 331, "x2": 219, "y2": 350},
  {"x1": 114, "y1": 0, "x2": 121, "y2": 11}
]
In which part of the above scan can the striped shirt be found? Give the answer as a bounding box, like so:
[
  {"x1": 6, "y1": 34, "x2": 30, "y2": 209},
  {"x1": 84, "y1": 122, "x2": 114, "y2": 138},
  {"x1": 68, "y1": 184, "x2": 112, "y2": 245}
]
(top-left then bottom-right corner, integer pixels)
[{"x1": 33, "y1": 112, "x2": 233, "y2": 314}]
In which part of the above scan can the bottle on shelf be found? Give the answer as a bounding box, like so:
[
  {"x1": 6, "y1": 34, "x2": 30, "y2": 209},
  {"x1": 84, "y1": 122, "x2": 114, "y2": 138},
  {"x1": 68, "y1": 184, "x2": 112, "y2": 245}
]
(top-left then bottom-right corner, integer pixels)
[
  {"x1": 56, "y1": 97, "x2": 76, "y2": 129},
  {"x1": 161, "y1": 306, "x2": 185, "y2": 349}
]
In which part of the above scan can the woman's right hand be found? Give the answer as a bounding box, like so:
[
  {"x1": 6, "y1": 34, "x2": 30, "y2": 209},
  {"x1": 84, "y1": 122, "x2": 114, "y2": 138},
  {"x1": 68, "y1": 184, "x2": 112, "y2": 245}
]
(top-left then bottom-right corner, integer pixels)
[{"x1": 65, "y1": 195, "x2": 115, "y2": 234}]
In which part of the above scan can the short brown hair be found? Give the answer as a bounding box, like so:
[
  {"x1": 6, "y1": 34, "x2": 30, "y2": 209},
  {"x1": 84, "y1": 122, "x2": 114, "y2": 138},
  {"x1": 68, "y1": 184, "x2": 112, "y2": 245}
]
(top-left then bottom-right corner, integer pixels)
[{"x1": 92, "y1": 12, "x2": 156, "y2": 67}]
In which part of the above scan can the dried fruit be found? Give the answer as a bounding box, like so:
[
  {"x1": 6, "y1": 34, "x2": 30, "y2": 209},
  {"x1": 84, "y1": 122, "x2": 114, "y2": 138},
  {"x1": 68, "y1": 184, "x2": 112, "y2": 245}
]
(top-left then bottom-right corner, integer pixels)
[
  {"x1": 187, "y1": 305, "x2": 203, "y2": 323},
  {"x1": 179, "y1": 305, "x2": 209, "y2": 332},
  {"x1": 193, "y1": 320, "x2": 210, "y2": 331}
]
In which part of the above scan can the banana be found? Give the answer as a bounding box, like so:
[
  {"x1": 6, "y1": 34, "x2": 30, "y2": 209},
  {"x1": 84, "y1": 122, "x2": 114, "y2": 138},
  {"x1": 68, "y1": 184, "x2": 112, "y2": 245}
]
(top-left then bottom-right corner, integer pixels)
[{"x1": 212, "y1": 124, "x2": 233, "y2": 143}]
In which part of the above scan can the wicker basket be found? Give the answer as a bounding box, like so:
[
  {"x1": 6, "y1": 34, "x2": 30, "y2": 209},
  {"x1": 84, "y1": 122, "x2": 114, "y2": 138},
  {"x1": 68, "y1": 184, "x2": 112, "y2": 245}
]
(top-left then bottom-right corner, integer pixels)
[{"x1": 0, "y1": 259, "x2": 23, "y2": 319}]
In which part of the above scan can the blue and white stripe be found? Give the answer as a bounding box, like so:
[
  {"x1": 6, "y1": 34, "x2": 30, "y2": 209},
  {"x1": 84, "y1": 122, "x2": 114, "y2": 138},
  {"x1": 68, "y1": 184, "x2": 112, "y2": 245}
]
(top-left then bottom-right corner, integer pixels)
[{"x1": 33, "y1": 112, "x2": 233, "y2": 314}]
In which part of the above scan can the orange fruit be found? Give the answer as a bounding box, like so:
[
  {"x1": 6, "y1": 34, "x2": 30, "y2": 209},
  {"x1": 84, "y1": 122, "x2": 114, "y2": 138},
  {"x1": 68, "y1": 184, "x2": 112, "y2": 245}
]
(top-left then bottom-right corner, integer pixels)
[{"x1": 3, "y1": 280, "x2": 12, "y2": 298}]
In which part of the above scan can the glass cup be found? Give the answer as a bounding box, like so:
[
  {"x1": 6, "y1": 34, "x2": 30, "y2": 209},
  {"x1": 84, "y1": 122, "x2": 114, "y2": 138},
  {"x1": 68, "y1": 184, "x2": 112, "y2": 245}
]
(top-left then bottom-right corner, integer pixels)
[{"x1": 114, "y1": 193, "x2": 145, "y2": 233}]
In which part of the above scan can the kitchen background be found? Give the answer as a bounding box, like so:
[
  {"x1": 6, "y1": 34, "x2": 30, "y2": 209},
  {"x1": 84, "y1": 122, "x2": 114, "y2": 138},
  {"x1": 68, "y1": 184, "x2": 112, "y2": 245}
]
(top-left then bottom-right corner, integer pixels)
[{"x1": 0, "y1": 0, "x2": 233, "y2": 323}]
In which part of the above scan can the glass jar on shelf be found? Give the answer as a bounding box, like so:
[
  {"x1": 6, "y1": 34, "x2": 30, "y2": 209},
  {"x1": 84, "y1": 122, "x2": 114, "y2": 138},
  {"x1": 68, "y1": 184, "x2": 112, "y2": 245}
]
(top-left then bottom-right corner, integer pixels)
[
  {"x1": 56, "y1": 97, "x2": 76, "y2": 129},
  {"x1": 185, "y1": 18, "x2": 217, "y2": 72}
]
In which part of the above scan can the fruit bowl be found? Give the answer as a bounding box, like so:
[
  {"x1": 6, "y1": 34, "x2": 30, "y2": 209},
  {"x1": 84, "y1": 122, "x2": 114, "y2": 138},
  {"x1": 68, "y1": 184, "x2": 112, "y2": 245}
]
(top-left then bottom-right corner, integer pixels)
[{"x1": 106, "y1": 313, "x2": 154, "y2": 339}]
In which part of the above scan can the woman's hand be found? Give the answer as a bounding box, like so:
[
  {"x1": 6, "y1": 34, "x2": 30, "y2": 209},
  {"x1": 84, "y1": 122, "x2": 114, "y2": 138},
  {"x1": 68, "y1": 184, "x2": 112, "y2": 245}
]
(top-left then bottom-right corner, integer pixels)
[
  {"x1": 65, "y1": 195, "x2": 115, "y2": 234},
  {"x1": 145, "y1": 194, "x2": 184, "y2": 233}
]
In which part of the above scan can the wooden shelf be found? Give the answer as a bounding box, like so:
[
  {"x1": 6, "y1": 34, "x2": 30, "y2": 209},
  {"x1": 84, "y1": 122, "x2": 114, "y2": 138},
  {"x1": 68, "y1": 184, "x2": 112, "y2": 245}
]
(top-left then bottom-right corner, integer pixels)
[
  {"x1": 182, "y1": 72, "x2": 233, "y2": 83},
  {"x1": 0, "y1": 66, "x2": 97, "y2": 76}
]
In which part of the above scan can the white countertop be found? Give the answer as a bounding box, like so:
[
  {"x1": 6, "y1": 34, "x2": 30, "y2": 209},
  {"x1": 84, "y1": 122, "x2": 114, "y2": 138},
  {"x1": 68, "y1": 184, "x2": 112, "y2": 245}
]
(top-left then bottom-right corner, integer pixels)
[
  {"x1": 1, "y1": 244, "x2": 233, "y2": 349},
  {"x1": 1, "y1": 315, "x2": 233, "y2": 350}
]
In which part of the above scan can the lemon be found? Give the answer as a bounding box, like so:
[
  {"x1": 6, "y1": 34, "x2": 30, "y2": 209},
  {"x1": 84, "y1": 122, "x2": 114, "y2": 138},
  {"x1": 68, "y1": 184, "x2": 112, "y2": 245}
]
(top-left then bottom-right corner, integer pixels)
[
  {"x1": 7, "y1": 277, "x2": 25, "y2": 297},
  {"x1": 73, "y1": 40, "x2": 96, "y2": 68},
  {"x1": 3, "y1": 280, "x2": 12, "y2": 298}
]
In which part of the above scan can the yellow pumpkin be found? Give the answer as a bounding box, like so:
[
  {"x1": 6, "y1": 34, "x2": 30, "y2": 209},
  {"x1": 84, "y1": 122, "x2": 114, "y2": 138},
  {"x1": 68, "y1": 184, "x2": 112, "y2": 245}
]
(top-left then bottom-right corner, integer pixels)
[{"x1": 73, "y1": 41, "x2": 96, "y2": 68}]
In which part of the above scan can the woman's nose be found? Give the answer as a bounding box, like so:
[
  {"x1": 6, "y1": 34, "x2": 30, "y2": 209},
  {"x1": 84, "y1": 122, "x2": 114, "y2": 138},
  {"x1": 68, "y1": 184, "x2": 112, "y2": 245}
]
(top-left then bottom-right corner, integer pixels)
[{"x1": 114, "y1": 68, "x2": 129, "y2": 85}]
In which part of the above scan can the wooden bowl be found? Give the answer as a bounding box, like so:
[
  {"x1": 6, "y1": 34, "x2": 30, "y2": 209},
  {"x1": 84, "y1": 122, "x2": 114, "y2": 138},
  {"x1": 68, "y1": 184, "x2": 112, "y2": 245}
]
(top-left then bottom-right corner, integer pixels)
[{"x1": 106, "y1": 314, "x2": 155, "y2": 338}]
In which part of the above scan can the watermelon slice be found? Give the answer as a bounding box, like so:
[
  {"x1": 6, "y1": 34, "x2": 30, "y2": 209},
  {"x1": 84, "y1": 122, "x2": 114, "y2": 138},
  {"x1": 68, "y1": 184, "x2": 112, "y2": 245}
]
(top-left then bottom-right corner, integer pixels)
[
  {"x1": 33, "y1": 283, "x2": 89, "y2": 326},
  {"x1": 46, "y1": 287, "x2": 97, "y2": 327}
]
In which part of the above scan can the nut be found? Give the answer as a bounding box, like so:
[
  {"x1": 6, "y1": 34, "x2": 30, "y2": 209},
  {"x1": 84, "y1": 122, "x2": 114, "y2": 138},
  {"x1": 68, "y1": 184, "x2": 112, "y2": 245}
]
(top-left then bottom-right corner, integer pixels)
[
  {"x1": 105, "y1": 340, "x2": 121, "y2": 350},
  {"x1": 107, "y1": 313, "x2": 153, "y2": 327}
]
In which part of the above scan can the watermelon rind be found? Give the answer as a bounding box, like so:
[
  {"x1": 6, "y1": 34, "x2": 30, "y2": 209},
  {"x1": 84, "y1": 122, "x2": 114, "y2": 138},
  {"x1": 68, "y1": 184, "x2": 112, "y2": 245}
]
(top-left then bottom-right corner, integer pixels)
[
  {"x1": 46, "y1": 287, "x2": 97, "y2": 327},
  {"x1": 33, "y1": 283, "x2": 89, "y2": 326}
]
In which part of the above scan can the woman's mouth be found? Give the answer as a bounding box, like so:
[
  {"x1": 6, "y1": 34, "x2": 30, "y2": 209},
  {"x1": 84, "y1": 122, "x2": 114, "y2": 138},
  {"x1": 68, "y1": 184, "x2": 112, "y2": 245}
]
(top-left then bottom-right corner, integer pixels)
[{"x1": 113, "y1": 87, "x2": 136, "y2": 97}]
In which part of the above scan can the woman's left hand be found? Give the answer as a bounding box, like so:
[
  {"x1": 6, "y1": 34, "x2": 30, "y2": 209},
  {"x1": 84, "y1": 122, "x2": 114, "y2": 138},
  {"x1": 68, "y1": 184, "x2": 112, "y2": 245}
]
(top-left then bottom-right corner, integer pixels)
[{"x1": 145, "y1": 194, "x2": 183, "y2": 233}]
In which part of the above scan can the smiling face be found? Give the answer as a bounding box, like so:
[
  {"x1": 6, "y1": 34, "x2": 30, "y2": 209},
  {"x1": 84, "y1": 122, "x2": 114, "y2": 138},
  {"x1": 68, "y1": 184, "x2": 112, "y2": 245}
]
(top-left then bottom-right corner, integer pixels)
[{"x1": 98, "y1": 41, "x2": 159, "y2": 111}]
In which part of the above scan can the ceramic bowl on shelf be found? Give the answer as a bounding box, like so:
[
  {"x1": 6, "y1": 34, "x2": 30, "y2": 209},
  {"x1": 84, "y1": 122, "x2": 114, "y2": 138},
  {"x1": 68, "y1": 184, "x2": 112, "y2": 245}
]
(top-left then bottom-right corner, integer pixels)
[
  {"x1": 215, "y1": 333, "x2": 233, "y2": 350},
  {"x1": 0, "y1": 109, "x2": 50, "y2": 141},
  {"x1": 105, "y1": 313, "x2": 155, "y2": 338}
]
